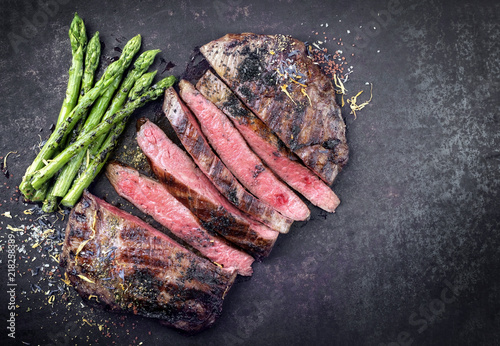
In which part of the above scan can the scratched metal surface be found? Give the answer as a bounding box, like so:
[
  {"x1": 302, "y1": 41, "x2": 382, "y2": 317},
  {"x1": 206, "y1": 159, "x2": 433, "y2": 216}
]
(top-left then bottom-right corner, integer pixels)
[{"x1": 1, "y1": 0, "x2": 499, "y2": 345}]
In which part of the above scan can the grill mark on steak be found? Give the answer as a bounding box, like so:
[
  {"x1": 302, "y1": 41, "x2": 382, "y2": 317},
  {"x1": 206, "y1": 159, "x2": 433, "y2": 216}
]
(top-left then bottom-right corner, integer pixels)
[
  {"x1": 163, "y1": 87, "x2": 293, "y2": 234},
  {"x1": 60, "y1": 191, "x2": 236, "y2": 333},
  {"x1": 105, "y1": 162, "x2": 254, "y2": 276},
  {"x1": 197, "y1": 71, "x2": 341, "y2": 213},
  {"x1": 178, "y1": 80, "x2": 310, "y2": 221},
  {"x1": 136, "y1": 119, "x2": 278, "y2": 258},
  {"x1": 199, "y1": 33, "x2": 349, "y2": 185}
]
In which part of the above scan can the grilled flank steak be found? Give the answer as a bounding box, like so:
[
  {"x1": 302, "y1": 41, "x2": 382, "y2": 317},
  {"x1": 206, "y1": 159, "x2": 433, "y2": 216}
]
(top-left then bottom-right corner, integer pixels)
[
  {"x1": 136, "y1": 118, "x2": 278, "y2": 259},
  {"x1": 200, "y1": 33, "x2": 348, "y2": 185},
  {"x1": 60, "y1": 191, "x2": 236, "y2": 333},
  {"x1": 105, "y1": 162, "x2": 255, "y2": 276},
  {"x1": 197, "y1": 70, "x2": 340, "y2": 213},
  {"x1": 163, "y1": 87, "x2": 293, "y2": 233},
  {"x1": 179, "y1": 80, "x2": 310, "y2": 221}
]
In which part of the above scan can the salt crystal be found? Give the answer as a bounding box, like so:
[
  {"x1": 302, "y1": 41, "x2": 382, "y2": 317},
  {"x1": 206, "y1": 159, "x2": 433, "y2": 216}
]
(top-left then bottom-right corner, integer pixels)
[
  {"x1": 377, "y1": 50, "x2": 380, "y2": 53},
  {"x1": 325, "y1": 23, "x2": 329, "y2": 27},
  {"x1": 347, "y1": 30, "x2": 351, "y2": 34}
]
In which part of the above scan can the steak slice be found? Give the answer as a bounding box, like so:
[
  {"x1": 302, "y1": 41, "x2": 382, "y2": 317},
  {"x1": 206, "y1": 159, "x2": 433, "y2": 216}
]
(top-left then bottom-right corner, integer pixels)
[
  {"x1": 59, "y1": 191, "x2": 236, "y2": 333},
  {"x1": 199, "y1": 33, "x2": 349, "y2": 185},
  {"x1": 197, "y1": 70, "x2": 341, "y2": 213},
  {"x1": 105, "y1": 162, "x2": 254, "y2": 276},
  {"x1": 163, "y1": 87, "x2": 292, "y2": 233},
  {"x1": 136, "y1": 118, "x2": 278, "y2": 259},
  {"x1": 178, "y1": 80, "x2": 310, "y2": 221}
]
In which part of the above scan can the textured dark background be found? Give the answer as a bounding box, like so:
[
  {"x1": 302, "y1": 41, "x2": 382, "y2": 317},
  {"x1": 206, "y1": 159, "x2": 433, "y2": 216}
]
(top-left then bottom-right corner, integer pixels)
[{"x1": 1, "y1": 0, "x2": 499, "y2": 345}]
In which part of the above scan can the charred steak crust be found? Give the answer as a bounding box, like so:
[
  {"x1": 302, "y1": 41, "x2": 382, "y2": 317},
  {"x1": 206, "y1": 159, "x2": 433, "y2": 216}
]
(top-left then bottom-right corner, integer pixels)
[
  {"x1": 163, "y1": 87, "x2": 293, "y2": 234},
  {"x1": 59, "y1": 191, "x2": 236, "y2": 333},
  {"x1": 136, "y1": 118, "x2": 278, "y2": 259},
  {"x1": 199, "y1": 33, "x2": 349, "y2": 185}
]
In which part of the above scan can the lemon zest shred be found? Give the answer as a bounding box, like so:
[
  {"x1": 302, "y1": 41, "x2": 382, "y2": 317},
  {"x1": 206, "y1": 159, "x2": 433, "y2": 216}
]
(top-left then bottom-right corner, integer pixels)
[
  {"x1": 119, "y1": 282, "x2": 129, "y2": 293},
  {"x1": 75, "y1": 211, "x2": 97, "y2": 264},
  {"x1": 301, "y1": 88, "x2": 312, "y2": 106},
  {"x1": 48, "y1": 295, "x2": 55, "y2": 305},
  {"x1": 3, "y1": 151, "x2": 17, "y2": 171},
  {"x1": 280, "y1": 84, "x2": 296, "y2": 105},
  {"x1": 82, "y1": 318, "x2": 93, "y2": 326},
  {"x1": 290, "y1": 78, "x2": 307, "y2": 88},
  {"x1": 7, "y1": 225, "x2": 24, "y2": 232},
  {"x1": 333, "y1": 74, "x2": 346, "y2": 95},
  {"x1": 61, "y1": 272, "x2": 71, "y2": 286},
  {"x1": 42, "y1": 229, "x2": 55, "y2": 237},
  {"x1": 24, "y1": 209, "x2": 35, "y2": 215},
  {"x1": 57, "y1": 207, "x2": 66, "y2": 221},
  {"x1": 37, "y1": 134, "x2": 43, "y2": 149},
  {"x1": 77, "y1": 274, "x2": 95, "y2": 284},
  {"x1": 275, "y1": 68, "x2": 285, "y2": 78},
  {"x1": 347, "y1": 83, "x2": 373, "y2": 119}
]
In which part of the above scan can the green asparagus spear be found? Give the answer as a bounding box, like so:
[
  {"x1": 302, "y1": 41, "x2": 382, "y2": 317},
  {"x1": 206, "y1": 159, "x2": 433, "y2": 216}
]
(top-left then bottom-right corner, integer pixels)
[
  {"x1": 31, "y1": 183, "x2": 50, "y2": 202},
  {"x1": 129, "y1": 71, "x2": 157, "y2": 98},
  {"x1": 61, "y1": 72, "x2": 160, "y2": 207},
  {"x1": 19, "y1": 37, "x2": 141, "y2": 199},
  {"x1": 65, "y1": 31, "x2": 101, "y2": 146},
  {"x1": 42, "y1": 31, "x2": 101, "y2": 211},
  {"x1": 21, "y1": 14, "x2": 87, "y2": 202},
  {"x1": 42, "y1": 183, "x2": 58, "y2": 212},
  {"x1": 79, "y1": 32, "x2": 101, "y2": 100},
  {"x1": 55, "y1": 13, "x2": 87, "y2": 127},
  {"x1": 83, "y1": 50, "x2": 160, "y2": 157},
  {"x1": 51, "y1": 35, "x2": 141, "y2": 198},
  {"x1": 31, "y1": 76, "x2": 176, "y2": 191}
]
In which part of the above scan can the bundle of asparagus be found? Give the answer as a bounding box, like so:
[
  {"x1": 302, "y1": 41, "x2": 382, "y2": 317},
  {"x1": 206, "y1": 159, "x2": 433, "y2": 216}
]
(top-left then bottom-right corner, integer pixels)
[{"x1": 19, "y1": 13, "x2": 176, "y2": 212}]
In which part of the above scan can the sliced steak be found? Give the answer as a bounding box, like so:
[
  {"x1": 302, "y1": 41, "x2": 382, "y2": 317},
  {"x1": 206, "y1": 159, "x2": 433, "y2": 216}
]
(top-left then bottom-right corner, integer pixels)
[
  {"x1": 136, "y1": 118, "x2": 278, "y2": 259},
  {"x1": 105, "y1": 162, "x2": 254, "y2": 276},
  {"x1": 178, "y1": 80, "x2": 310, "y2": 221},
  {"x1": 59, "y1": 191, "x2": 236, "y2": 333},
  {"x1": 163, "y1": 87, "x2": 292, "y2": 233},
  {"x1": 199, "y1": 33, "x2": 349, "y2": 185},
  {"x1": 197, "y1": 70, "x2": 340, "y2": 213}
]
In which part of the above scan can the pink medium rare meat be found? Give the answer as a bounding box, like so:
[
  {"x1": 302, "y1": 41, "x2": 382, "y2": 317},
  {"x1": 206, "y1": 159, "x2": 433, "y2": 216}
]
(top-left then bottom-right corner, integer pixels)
[
  {"x1": 105, "y1": 162, "x2": 254, "y2": 276},
  {"x1": 178, "y1": 80, "x2": 310, "y2": 221},
  {"x1": 199, "y1": 33, "x2": 349, "y2": 185},
  {"x1": 197, "y1": 70, "x2": 340, "y2": 213},
  {"x1": 163, "y1": 87, "x2": 293, "y2": 233},
  {"x1": 136, "y1": 118, "x2": 278, "y2": 259},
  {"x1": 60, "y1": 191, "x2": 236, "y2": 333}
]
